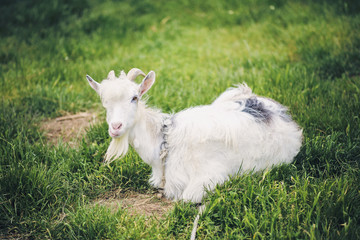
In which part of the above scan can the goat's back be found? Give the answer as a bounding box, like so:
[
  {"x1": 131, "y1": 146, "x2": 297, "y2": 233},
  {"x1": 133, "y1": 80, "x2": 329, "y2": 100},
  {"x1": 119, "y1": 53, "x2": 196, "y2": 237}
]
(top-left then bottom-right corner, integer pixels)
[{"x1": 166, "y1": 84, "x2": 302, "y2": 172}]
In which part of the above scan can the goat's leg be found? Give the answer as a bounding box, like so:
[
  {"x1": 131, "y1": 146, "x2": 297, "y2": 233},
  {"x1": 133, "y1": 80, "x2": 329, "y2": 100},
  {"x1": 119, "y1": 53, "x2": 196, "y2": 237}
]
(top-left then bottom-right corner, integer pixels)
[
  {"x1": 182, "y1": 180, "x2": 209, "y2": 203},
  {"x1": 149, "y1": 165, "x2": 163, "y2": 188},
  {"x1": 182, "y1": 174, "x2": 228, "y2": 203}
]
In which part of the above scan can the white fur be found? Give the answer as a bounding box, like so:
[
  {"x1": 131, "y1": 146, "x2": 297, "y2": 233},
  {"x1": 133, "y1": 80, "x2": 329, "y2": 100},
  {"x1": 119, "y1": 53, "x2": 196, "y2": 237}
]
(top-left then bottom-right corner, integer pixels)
[{"x1": 87, "y1": 69, "x2": 303, "y2": 203}]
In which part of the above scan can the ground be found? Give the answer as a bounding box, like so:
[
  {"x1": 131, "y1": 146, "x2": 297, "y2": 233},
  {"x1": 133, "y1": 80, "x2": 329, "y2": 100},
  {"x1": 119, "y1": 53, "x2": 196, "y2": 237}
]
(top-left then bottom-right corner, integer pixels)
[
  {"x1": 1, "y1": 0, "x2": 359, "y2": 238},
  {"x1": 95, "y1": 189, "x2": 173, "y2": 218},
  {"x1": 40, "y1": 112, "x2": 98, "y2": 147}
]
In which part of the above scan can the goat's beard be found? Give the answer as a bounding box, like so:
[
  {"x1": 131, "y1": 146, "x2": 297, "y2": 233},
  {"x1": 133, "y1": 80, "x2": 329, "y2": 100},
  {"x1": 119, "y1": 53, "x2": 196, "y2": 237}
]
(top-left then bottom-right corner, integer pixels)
[{"x1": 104, "y1": 131, "x2": 129, "y2": 163}]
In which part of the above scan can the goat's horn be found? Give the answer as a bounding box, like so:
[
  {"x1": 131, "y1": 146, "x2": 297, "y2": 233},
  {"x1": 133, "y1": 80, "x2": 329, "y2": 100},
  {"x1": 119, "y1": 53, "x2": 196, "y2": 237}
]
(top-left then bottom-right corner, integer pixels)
[
  {"x1": 107, "y1": 70, "x2": 115, "y2": 79},
  {"x1": 127, "y1": 68, "x2": 146, "y2": 81},
  {"x1": 119, "y1": 70, "x2": 126, "y2": 79}
]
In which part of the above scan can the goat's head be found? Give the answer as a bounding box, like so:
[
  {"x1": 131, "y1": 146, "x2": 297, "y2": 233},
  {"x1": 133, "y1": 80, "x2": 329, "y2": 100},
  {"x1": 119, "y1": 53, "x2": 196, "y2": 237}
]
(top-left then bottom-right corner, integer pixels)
[{"x1": 86, "y1": 68, "x2": 155, "y2": 138}]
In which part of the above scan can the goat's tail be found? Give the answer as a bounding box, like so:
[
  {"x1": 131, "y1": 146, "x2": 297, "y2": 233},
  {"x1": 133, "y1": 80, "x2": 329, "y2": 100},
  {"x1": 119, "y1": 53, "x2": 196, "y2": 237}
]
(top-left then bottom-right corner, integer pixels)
[{"x1": 212, "y1": 82, "x2": 253, "y2": 105}]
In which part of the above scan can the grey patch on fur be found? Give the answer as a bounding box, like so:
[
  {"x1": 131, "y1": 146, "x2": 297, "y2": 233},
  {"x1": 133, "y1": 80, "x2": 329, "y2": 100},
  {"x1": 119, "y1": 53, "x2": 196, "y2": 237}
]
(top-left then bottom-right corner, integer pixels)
[
  {"x1": 262, "y1": 97, "x2": 292, "y2": 122},
  {"x1": 279, "y1": 110, "x2": 292, "y2": 122},
  {"x1": 239, "y1": 97, "x2": 272, "y2": 123}
]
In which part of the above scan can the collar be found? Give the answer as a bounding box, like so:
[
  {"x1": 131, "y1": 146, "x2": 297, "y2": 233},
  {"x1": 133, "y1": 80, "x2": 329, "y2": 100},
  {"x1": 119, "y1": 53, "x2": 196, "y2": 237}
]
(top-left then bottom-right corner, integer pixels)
[{"x1": 158, "y1": 116, "x2": 172, "y2": 192}]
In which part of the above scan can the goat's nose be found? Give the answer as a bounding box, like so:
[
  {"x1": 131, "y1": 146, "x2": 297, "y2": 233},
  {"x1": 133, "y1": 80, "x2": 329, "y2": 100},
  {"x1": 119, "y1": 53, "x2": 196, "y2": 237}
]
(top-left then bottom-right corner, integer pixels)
[{"x1": 111, "y1": 122, "x2": 122, "y2": 130}]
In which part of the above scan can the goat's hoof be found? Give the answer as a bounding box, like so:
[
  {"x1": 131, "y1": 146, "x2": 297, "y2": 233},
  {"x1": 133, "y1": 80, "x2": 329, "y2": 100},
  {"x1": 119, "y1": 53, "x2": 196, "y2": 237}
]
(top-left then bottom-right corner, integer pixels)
[{"x1": 156, "y1": 193, "x2": 163, "y2": 199}]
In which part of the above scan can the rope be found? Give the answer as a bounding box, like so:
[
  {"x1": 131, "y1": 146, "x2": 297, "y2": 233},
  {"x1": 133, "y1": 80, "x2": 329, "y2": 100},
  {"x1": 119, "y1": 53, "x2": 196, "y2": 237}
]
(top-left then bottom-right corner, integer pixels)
[
  {"x1": 190, "y1": 204, "x2": 206, "y2": 240},
  {"x1": 159, "y1": 117, "x2": 205, "y2": 240}
]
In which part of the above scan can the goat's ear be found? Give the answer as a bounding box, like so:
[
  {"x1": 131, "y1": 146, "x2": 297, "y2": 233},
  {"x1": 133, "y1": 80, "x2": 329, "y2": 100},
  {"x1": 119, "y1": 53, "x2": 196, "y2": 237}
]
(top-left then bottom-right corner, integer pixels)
[
  {"x1": 139, "y1": 71, "x2": 155, "y2": 98},
  {"x1": 86, "y1": 75, "x2": 101, "y2": 95}
]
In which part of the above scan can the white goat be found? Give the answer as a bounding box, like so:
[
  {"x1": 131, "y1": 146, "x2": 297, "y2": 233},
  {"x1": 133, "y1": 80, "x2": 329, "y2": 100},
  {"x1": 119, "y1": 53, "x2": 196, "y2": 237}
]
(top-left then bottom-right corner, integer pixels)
[{"x1": 86, "y1": 68, "x2": 302, "y2": 203}]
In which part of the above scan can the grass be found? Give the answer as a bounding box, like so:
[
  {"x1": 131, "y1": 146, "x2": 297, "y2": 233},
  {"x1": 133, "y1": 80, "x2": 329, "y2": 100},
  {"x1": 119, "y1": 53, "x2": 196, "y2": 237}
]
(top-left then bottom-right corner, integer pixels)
[{"x1": 1, "y1": 0, "x2": 360, "y2": 239}]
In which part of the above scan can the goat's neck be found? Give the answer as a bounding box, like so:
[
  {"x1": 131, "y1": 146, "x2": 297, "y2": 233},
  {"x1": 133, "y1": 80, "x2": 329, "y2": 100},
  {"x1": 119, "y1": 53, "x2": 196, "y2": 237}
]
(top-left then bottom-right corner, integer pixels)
[{"x1": 129, "y1": 102, "x2": 166, "y2": 166}]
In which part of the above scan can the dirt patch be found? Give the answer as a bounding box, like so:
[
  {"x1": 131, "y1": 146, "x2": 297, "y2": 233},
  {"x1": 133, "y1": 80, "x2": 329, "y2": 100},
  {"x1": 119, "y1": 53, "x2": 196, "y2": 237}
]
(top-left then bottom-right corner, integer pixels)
[
  {"x1": 0, "y1": 233, "x2": 30, "y2": 240},
  {"x1": 95, "y1": 190, "x2": 174, "y2": 218},
  {"x1": 40, "y1": 112, "x2": 98, "y2": 147}
]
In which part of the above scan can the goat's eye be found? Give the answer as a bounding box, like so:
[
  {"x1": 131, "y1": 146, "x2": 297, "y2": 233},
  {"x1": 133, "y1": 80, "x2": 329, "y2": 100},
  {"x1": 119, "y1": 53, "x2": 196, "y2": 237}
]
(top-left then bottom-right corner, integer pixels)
[{"x1": 131, "y1": 96, "x2": 138, "y2": 103}]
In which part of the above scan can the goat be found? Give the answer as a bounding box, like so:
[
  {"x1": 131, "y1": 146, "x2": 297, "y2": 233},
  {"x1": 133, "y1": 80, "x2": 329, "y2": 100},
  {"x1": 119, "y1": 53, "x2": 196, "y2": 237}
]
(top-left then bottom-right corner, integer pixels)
[{"x1": 86, "y1": 68, "x2": 302, "y2": 203}]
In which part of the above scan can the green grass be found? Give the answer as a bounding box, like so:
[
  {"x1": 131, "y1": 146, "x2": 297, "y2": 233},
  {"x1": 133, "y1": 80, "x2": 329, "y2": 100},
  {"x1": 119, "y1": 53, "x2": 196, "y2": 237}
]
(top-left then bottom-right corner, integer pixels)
[{"x1": 1, "y1": 0, "x2": 360, "y2": 239}]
